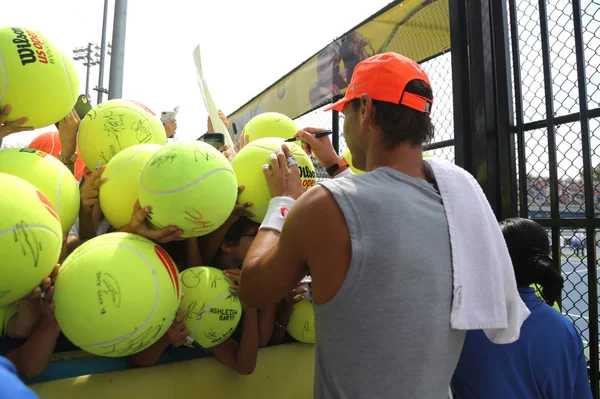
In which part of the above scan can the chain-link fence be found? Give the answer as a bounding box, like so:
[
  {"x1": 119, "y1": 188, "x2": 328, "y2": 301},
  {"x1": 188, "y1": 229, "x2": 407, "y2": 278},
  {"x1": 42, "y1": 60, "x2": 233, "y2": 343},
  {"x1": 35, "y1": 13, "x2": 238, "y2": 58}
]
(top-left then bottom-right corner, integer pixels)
[{"x1": 508, "y1": 0, "x2": 600, "y2": 380}]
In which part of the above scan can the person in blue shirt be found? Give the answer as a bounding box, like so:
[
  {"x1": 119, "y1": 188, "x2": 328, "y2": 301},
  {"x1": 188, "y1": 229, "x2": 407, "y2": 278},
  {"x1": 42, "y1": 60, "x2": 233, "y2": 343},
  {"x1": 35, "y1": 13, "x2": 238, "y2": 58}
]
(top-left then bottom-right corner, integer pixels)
[
  {"x1": 0, "y1": 356, "x2": 38, "y2": 399},
  {"x1": 452, "y1": 217, "x2": 593, "y2": 399}
]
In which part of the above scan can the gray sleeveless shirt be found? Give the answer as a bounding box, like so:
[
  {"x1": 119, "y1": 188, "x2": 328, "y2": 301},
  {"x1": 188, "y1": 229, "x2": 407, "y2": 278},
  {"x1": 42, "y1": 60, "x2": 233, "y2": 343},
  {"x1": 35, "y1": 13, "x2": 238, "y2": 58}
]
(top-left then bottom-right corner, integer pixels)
[{"x1": 315, "y1": 167, "x2": 465, "y2": 399}]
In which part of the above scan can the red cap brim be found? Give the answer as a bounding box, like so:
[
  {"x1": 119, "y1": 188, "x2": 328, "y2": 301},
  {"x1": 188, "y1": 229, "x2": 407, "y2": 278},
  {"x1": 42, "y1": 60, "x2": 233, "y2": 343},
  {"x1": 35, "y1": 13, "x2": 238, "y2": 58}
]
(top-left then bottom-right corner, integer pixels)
[{"x1": 323, "y1": 97, "x2": 351, "y2": 112}]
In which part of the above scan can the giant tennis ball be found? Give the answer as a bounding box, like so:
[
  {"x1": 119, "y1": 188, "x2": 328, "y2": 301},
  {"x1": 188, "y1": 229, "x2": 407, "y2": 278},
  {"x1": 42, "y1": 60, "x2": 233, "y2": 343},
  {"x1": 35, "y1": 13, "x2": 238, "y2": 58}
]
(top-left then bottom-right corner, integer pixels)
[
  {"x1": 180, "y1": 267, "x2": 242, "y2": 348},
  {"x1": 0, "y1": 172, "x2": 62, "y2": 306},
  {"x1": 232, "y1": 138, "x2": 316, "y2": 223},
  {"x1": 138, "y1": 141, "x2": 238, "y2": 238},
  {"x1": 287, "y1": 299, "x2": 316, "y2": 344},
  {"x1": 242, "y1": 112, "x2": 299, "y2": 142},
  {"x1": 100, "y1": 144, "x2": 163, "y2": 229},
  {"x1": 77, "y1": 99, "x2": 166, "y2": 170},
  {"x1": 0, "y1": 148, "x2": 80, "y2": 233},
  {"x1": 28, "y1": 131, "x2": 86, "y2": 181},
  {"x1": 53, "y1": 232, "x2": 181, "y2": 357},
  {"x1": 0, "y1": 27, "x2": 79, "y2": 128}
]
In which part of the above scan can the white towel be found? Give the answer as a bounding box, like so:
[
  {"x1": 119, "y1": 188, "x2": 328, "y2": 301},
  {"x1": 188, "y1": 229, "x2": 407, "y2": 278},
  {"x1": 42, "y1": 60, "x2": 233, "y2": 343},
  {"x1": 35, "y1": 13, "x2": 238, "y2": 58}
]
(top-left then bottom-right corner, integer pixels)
[{"x1": 424, "y1": 157, "x2": 531, "y2": 344}]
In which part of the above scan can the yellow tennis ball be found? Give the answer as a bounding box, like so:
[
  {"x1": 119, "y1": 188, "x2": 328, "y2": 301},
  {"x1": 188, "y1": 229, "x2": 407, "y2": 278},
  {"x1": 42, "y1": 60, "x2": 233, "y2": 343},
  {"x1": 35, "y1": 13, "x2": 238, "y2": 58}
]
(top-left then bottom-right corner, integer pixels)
[
  {"x1": 0, "y1": 148, "x2": 80, "y2": 233},
  {"x1": 0, "y1": 27, "x2": 79, "y2": 128},
  {"x1": 77, "y1": 99, "x2": 167, "y2": 170},
  {"x1": 342, "y1": 147, "x2": 363, "y2": 174},
  {"x1": 287, "y1": 299, "x2": 316, "y2": 344},
  {"x1": 0, "y1": 172, "x2": 62, "y2": 306},
  {"x1": 53, "y1": 232, "x2": 181, "y2": 357},
  {"x1": 99, "y1": 144, "x2": 163, "y2": 229},
  {"x1": 242, "y1": 112, "x2": 299, "y2": 142},
  {"x1": 138, "y1": 141, "x2": 238, "y2": 237},
  {"x1": 232, "y1": 138, "x2": 316, "y2": 223},
  {"x1": 180, "y1": 267, "x2": 242, "y2": 348}
]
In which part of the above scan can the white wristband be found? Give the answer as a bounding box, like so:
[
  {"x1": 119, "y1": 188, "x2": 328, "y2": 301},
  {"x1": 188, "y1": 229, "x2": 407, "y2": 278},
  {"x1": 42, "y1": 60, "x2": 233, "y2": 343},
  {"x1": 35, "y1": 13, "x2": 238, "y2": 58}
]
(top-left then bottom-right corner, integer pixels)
[
  {"x1": 333, "y1": 168, "x2": 355, "y2": 179},
  {"x1": 259, "y1": 196, "x2": 296, "y2": 233}
]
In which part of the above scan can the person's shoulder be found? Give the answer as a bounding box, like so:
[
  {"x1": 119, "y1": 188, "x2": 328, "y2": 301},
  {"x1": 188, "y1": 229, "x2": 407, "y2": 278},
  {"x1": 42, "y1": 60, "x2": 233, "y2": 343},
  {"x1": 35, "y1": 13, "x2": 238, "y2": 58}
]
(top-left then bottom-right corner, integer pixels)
[
  {"x1": 533, "y1": 303, "x2": 582, "y2": 340},
  {"x1": 0, "y1": 357, "x2": 38, "y2": 399}
]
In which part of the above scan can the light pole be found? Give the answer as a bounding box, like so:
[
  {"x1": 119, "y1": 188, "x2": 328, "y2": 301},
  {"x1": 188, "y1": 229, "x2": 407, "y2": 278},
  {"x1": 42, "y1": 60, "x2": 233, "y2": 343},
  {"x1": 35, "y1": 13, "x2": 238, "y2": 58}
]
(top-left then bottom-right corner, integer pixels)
[
  {"x1": 73, "y1": 43, "x2": 111, "y2": 102},
  {"x1": 73, "y1": 43, "x2": 98, "y2": 99},
  {"x1": 94, "y1": 43, "x2": 112, "y2": 104}
]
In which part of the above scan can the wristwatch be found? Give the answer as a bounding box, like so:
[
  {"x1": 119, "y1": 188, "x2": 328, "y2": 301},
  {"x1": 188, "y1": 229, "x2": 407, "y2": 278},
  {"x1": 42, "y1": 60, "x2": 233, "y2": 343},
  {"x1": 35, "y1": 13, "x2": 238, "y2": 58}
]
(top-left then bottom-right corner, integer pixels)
[
  {"x1": 58, "y1": 151, "x2": 78, "y2": 164},
  {"x1": 326, "y1": 156, "x2": 350, "y2": 177}
]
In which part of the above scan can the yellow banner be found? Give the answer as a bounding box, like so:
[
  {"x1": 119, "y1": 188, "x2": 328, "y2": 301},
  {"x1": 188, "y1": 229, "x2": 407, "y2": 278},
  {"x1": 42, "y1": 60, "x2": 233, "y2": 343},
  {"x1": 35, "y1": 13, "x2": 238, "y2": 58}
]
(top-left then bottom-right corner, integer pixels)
[{"x1": 227, "y1": 0, "x2": 450, "y2": 136}]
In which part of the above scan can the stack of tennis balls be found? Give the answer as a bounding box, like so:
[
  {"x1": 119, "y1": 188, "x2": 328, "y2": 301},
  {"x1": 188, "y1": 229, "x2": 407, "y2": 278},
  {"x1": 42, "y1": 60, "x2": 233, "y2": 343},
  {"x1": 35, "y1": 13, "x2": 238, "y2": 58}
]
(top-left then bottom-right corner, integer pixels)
[
  {"x1": 138, "y1": 141, "x2": 238, "y2": 237},
  {"x1": 0, "y1": 27, "x2": 79, "y2": 128},
  {"x1": 77, "y1": 99, "x2": 167, "y2": 170},
  {"x1": 99, "y1": 144, "x2": 163, "y2": 229},
  {"x1": 287, "y1": 298, "x2": 316, "y2": 344},
  {"x1": 232, "y1": 137, "x2": 316, "y2": 223},
  {"x1": 242, "y1": 112, "x2": 299, "y2": 142},
  {"x1": 0, "y1": 172, "x2": 62, "y2": 306},
  {"x1": 53, "y1": 232, "x2": 181, "y2": 357},
  {"x1": 0, "y1": 148, "x2": 80, "y2": 233},
  {"x1": 179, "y1": 267, "x2": 242, "y2": 348}
]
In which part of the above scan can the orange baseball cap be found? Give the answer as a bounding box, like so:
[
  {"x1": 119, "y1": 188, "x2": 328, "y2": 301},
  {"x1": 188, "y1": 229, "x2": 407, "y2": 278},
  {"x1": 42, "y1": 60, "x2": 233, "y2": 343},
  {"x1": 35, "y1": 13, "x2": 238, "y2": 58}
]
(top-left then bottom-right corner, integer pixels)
[{"x1": 323, "y1": 52, "x2": 433, "y2": 114}]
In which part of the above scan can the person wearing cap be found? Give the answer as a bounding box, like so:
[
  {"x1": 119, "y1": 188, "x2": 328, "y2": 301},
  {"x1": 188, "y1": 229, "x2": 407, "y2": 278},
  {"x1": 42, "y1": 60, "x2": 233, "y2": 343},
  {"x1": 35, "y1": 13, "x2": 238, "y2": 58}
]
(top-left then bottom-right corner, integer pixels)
[{"x1": 238, "y1": 52, "x2": 465, "y2": 398}]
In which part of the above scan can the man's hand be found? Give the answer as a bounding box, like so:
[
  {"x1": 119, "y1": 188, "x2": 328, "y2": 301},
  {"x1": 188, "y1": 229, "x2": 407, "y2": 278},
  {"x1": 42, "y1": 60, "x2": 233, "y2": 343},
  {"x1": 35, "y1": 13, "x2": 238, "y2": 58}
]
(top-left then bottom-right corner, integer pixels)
[
  {"x1": 219, "y1": 132, "x2": 249, "y2": 162},
  {"x1": 80, "y1": 166, "x2": 106, "y2": 213},
  {"x1": 58, "y1": 108, "x2": 80, "y2": 155},
  {"x1": 12, "y1": 264, "x2": 59, "y2": 306},
  {"x1": 0, "y1": 105, "x2": 33, "y2": 139},
  {"x1": 165, "y1": 310, "x2": 188, "y2": 347},
  {"x1": 207, "y1": 110, "x2": 230, "y2": 132},
  {"x1": 263, "y1": 145, "x2": 304, "y2": 200},
  {"x1": 120, "y1": 200, "x2": 184, "y2": 243},
  {"x1": 294, "y1": 127, "x2": 340, "y2": 168},
  {"x1": 231, "y1": 186, "x2": 254, "y2": 219}
]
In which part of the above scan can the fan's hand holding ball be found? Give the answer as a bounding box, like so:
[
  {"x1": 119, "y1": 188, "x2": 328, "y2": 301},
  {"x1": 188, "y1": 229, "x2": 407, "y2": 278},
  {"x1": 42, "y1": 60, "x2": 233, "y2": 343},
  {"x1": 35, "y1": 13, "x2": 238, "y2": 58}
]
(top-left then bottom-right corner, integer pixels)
[
  {"x1": 0, "y1": 27, "x2": 79, "y2": 128},
  {"x1": 0, "y1": 105, "x2": 32, "y2": 138},
  {"x1": 119, "y1": 200, "x2": 184, "y2": 244},
  {"x1": 80, "y1": 166, "x2": 106, "y2": 213},
  {"x1": 264, "y1": 145, "x2": 305, "y2": 200},
  {"x1": 165, "y1": 310, "x2": 188, "y2": 348}
]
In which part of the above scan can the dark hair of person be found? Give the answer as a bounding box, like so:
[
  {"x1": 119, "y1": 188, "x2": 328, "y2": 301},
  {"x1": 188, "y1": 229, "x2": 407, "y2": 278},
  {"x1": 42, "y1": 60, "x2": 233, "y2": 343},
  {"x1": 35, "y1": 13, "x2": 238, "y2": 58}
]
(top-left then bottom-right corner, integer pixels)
[
  {"x1": 499, "y1": 217, "x2": 564, "y2": 305},
  {"x1": 223, "y1": 217, "x2": 260, "y2": 248},
  {"x1": 351, "y1": 79, "x2": 434, "y2": 147}
]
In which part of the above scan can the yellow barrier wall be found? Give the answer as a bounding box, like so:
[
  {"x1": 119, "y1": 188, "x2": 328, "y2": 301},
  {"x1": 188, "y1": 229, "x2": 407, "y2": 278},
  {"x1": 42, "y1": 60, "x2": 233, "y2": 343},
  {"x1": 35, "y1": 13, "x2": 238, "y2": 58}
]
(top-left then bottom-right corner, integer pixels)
[{"x1": 31, "y1": 344, "x2": 315, "y2": 399}]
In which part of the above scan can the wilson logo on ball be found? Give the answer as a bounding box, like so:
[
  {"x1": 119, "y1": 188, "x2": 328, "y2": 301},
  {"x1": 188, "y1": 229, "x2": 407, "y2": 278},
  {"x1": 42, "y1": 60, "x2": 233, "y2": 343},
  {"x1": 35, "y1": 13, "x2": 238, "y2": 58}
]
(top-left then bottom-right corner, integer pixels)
[{"x1": 11, "y1": 28, "x2": 49, "y2": 66}]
